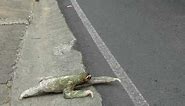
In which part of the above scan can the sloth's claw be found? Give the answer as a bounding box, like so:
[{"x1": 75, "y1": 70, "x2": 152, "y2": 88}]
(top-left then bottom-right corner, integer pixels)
[
  {"x1": 114, "y1": 78, "x2": 121, "y2": 83},
  {"x1": 85, "y1": 90, "x2": 94, "y2": 98}
]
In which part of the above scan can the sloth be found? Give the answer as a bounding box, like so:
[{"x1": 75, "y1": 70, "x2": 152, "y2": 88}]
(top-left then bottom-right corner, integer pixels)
[{"x1": 20, "y1": 72, "x2": 121, "y2": 99}]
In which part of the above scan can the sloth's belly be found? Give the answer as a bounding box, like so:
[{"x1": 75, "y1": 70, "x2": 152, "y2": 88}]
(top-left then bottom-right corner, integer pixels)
[{"x1": 40, "y1": 78, "x2": 65, "y2": 92}]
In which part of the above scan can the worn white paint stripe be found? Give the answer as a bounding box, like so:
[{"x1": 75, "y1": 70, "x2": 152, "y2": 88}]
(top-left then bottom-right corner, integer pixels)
[{"x1": 70, "y1": 0, "x2": 149, "y2": 106}]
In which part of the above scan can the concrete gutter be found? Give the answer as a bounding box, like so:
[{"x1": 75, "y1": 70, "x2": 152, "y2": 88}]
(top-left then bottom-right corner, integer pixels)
[{"x1": 11, "y1": 0, "x2": 102, "y2": 106}]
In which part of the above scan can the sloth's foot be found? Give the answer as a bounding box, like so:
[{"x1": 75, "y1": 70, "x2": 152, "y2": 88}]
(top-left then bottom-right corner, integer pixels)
[
  {"x1": 85, "y1": 90, "x2": 94, "y2": 98},
  {"x1": 113, "y1": 78, "x2": 121, "y2": 83}
]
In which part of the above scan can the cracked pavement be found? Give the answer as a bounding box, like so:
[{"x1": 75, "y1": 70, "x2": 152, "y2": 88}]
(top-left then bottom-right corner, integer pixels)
[{"x1": 0, "y1": 0, "x2": 32, "y2": 105}]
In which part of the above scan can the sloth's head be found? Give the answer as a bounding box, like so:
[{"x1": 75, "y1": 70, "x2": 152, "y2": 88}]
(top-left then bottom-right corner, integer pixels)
[{"x1": 79, "y1": 72, "x2": 92, "y2": 82}]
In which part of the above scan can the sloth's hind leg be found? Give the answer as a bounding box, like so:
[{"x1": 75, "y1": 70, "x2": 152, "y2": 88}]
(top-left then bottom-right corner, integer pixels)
[{"x1": 19, "y1": 85, "x2": 44, "y2": 99}]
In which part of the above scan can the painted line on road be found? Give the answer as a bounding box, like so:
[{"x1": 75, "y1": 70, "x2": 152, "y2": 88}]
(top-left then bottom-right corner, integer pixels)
[{"x1": 70, "y1": 0, "x2": 149, "y2": 106}]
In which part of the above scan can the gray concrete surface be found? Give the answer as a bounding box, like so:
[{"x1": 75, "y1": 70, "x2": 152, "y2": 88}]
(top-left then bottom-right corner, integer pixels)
[
  {"x1": 0, "y1": 25, "x2": 26, "y2": 106},
  {"x1": 0, "y1": 25, "x2": 26, "y2": 84},
  {"x1": 0, "y1": 0, "x2": 32, "y2": 105},
  {"x1": 11, "y1": 0, "x2": 102, "y2": 106},
  {"x1": 0, "y1": 0, "x2": 33, "y2": 25},
  {"x1": 0, "y1": 84, "x2": 10, "y2": 105}
]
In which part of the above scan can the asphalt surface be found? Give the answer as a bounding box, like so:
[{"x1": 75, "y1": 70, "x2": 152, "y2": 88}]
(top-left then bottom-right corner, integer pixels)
[
  {"x1": 57, "y1": 0, "x2": 185, "y2": 106},
  {"x1": 57, "y1": 0, "x2": 134, "y2": 106}
]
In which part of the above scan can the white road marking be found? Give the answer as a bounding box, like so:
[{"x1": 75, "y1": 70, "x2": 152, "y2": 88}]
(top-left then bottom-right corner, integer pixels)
[{"x1": 70, "y1": 0, "x2": 149, "y2": 106}]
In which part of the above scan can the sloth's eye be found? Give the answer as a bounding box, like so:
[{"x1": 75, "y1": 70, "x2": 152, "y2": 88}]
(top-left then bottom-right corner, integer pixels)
[{"x1": 86, "y1": 75, "x2": 91, "y2": 80}]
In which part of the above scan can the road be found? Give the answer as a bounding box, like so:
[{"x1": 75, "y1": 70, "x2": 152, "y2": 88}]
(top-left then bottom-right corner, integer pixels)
[{"x1": 57, "y1": 0, "x2": 185, "y2": 106}]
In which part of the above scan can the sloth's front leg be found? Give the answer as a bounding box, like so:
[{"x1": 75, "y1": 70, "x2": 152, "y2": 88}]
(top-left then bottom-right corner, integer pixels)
[
  {"x1": 63, "y1": 81, "x2": 93, "y2": 99},
  {"x1": 75, "y1": 76, "x2": 121, "y2": 89},
  {"x1": 90, "y1": 76, "x2": 121, "y2": 84}
]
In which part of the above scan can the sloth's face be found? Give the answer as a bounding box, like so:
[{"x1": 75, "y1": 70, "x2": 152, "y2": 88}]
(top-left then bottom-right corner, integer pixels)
[
  {"x1": 82, "y1": 73, "x2": 91, "y2": 82},
  {"x1": 79, "y1": 72, "x2": 92, "y2": 82},
  {"x1": 85, "y1": 74, "x2": 92, "y2": 81}
]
